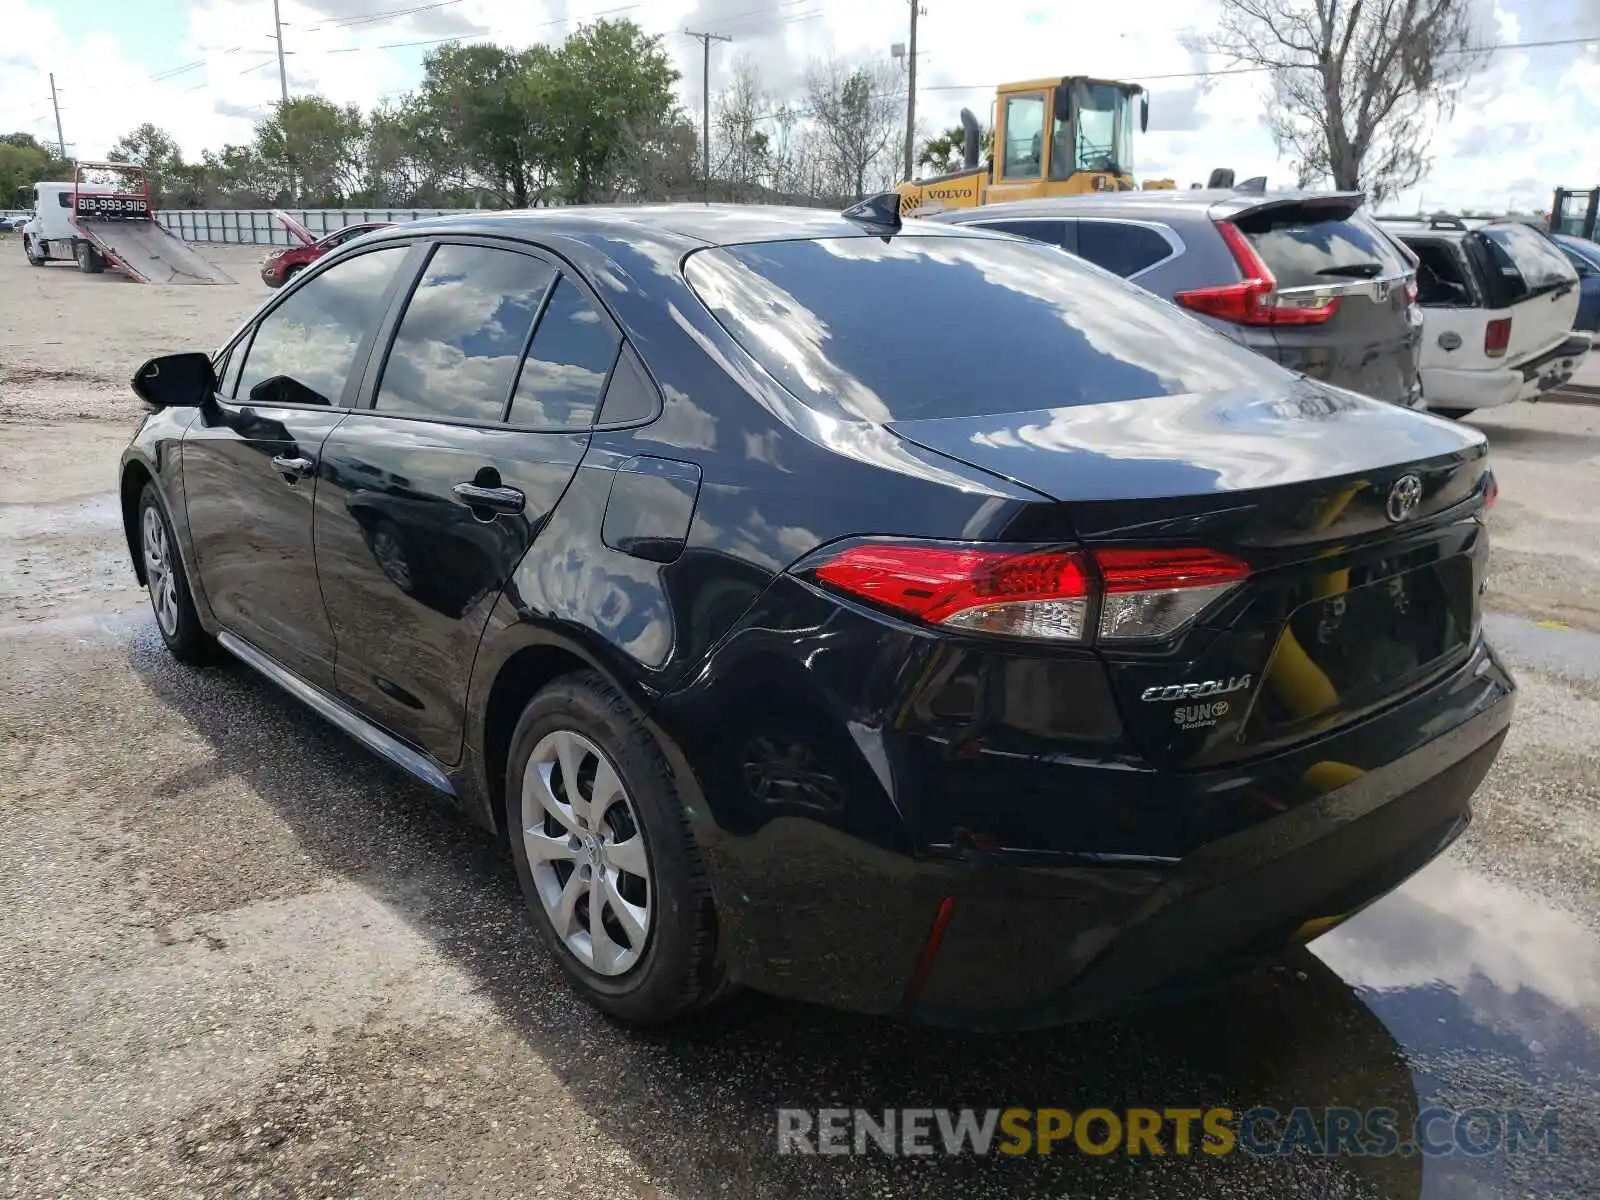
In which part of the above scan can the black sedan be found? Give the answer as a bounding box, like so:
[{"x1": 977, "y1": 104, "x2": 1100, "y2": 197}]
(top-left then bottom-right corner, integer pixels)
[{"x1": 120, "y1": 202, "x2": 1513, "y2": 1030}]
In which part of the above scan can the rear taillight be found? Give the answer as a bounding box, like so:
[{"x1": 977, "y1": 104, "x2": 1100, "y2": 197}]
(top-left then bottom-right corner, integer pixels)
[
  {"x1": 1404, "y1": 275, "x2": 1418, "y2": 303},
  {"x1": 1174, "y1": 221, "x2": 1340, "y2": 327},
  {"x1": 806, "y1": 542, "x2": 1249, "y2": 644},
  {"x1": 1093, "y1": 547, "x2": 1252, "y2": 641},
  {"x1": 1485, "y1": 318, "x2": 1511, "y2": 358},
  {"x1": 1482, "y1": 471, "x2": 1499, "y2": 511}
]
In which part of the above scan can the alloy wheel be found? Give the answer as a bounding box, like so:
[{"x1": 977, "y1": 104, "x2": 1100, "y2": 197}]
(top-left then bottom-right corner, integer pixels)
[
  {"x1": 141, "y1": 506, "x2": 179, "y2": 636},
  {"x1": 521, "y1": 729, "x2": 652, "y2": 976}
]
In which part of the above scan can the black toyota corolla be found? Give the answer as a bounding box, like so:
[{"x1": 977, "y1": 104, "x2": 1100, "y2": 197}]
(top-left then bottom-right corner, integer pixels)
[{"x1": 120, "y1": 202, "x2": 1514, "y2": 1030}]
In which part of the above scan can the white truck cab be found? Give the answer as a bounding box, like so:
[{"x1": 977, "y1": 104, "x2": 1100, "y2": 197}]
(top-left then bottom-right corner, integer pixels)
[{"x1": 21, "y1": 181, "x2": 108, "y2": 272}]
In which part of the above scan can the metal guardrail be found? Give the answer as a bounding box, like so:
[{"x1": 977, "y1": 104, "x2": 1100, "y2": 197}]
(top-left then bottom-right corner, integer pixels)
[{"x1": 152, "y1": 207, "x2": 470, "y2": 246}]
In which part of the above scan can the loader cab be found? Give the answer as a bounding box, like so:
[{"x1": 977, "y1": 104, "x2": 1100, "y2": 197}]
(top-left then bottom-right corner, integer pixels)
[{"x1": 989, "y1": 76, "x2": 1146, "y2": 201}]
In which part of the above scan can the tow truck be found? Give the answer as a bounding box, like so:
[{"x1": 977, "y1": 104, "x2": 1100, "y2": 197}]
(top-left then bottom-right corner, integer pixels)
[{"x1": 20, "y1": 162, "x2": 233, "y2": 285}]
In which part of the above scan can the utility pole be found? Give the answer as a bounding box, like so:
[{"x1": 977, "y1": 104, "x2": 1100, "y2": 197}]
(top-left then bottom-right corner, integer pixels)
[
  {"x1": 685, "y1": 30, "x2": 731, "y2": 205},
  {"x1": 270, "y1": 0, "x2": 290, "y2": 107},
  {"x1": 269, "y1": 0, "x2": 295, "y2": 203},
  {"x1": 902, "y1": 1, "x2": 922, "y2": 181},
  {"x1": 48, "y1": 73, "x2": 66, "y2": 159}
]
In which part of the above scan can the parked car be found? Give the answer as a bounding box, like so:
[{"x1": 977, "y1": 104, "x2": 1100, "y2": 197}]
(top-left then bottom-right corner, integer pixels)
[
  {"x1": 259, "y1": 212, "x2": 393, "y2": 287},
  {"x1": 927, "y1": 189, "x2": 1425, "y2": 409},
  {"x1": 122, "y1": 204, "x2": 1512, "y2": 1031},
  {"x1": 1549, "y1": 232, "x2": 1600, "y2": 332},
  {"x1": 1377, "y1": 217, "x2": 1590, "y2": 418}
]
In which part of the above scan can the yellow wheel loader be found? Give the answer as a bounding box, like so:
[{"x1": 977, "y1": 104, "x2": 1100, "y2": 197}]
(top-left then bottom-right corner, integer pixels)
[{"x1": 898, "y1": 76, "x2": 1178, "y2": 216}]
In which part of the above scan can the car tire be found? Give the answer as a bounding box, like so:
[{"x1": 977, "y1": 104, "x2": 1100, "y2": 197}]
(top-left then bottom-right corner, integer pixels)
[
  {"x1": 505, "y1": 671, "x2": 722, "y2": 1024},
  {"x1": 138, "y1": 483, "x2": 214, "y2": 664},
  {"x1": 1430, "y1": 408, "x2": 1471, "y2": 420},
  {"x1": 75, "y1": 240, "x2": 104, "y2": 274},
  {"x1": 24, "y1": 237, "x2": 45, "y2": 267}
]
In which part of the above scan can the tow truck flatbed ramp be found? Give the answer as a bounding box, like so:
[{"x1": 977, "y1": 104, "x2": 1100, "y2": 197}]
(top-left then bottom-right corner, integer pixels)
[{"x1": 78, "y1": 217, "x2": 234, "y2": 285}]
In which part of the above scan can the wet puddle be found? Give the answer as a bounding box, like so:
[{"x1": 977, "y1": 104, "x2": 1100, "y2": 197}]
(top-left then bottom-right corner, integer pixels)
[
  {"x1": 0, "y1": 491, "x2": 141, "y2": 623},
  {"x1": 1314, "y1": 855, "x2": 1600, "y2": 1197}
]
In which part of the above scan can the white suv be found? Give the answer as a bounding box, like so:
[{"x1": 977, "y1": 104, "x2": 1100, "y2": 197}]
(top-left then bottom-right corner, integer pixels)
[{"x1": 1378, "y1": 216, "x2": 1590, "y2": 418}]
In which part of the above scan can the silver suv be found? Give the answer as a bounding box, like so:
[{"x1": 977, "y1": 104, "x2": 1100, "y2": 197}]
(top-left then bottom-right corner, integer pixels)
[{"x1": 930, "y1": 190, "x2": 1424, "y2": 408}]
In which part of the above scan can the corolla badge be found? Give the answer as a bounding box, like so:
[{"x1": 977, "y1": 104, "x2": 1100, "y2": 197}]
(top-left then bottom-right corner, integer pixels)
[
  {"x1": 1140, "y1": 675, "x2": 1252, "y2": 703},
  {"x1": 1386, "y1": 474, "x2": 1423, "y2": 523}
]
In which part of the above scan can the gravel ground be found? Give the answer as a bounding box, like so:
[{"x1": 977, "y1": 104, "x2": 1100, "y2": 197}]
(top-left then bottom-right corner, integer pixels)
[{"x1": 1, "y1": 242, "x2": 1597, "y2": 1199}]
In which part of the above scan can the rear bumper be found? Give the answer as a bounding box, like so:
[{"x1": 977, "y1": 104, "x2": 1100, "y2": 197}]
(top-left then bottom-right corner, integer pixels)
[
  {"x1": 909, "y1": 699, "x2": 1508, "y2": 1030},
  {"x1": 662, "y1": 586, "x2": 1516, "y2": 1026},
  {"x1": 1422, "y1": 333, "x2": 1591, "y2": 410}
]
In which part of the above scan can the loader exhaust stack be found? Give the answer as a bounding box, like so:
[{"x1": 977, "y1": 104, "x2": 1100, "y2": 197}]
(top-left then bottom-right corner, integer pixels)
[{"x1": 960, "y1": 109, "x2": 981, "y2": 170}]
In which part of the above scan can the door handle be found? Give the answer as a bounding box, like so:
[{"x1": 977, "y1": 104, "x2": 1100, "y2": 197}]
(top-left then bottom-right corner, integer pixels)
[
  {"x1": 271, "y1": 454, "x2": 315, "y2": 482},
  {"x1": 453, "y1": 482, "x2": 525, "y2": 516}
]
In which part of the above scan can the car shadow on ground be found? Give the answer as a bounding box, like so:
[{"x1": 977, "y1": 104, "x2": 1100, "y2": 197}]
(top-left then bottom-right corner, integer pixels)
[
  {"x1": 1470, "y1": 411, "x2": 1600, "y2": 458},
  {"x1": 131, "y1": 636, "x2": 1427, "y2": 1198}
]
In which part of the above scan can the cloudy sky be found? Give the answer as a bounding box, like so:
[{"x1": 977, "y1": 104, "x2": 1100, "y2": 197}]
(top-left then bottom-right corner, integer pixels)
[{"x1": 4, "y1": 0, "x2": 1597, "y2": 213}]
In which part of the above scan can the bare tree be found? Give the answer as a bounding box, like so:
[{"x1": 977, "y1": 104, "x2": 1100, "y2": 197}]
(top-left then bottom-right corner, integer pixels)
[
  {"x1": 1191, "y1": 0, "x2": 1488, "y2": 201},
  {"x1": 804, "y1": 55, "x2": 902, "y2": 201},
  {"x1": 712, "y1": 56, "x2": 775, "y2": 201}
]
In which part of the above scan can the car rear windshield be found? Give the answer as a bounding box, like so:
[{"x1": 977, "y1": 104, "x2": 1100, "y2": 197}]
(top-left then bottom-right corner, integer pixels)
[
  {"x1": 1233, "y1": 205, "x2": 1409, "y2": 289},
  {"x1": 682, "y1": 235, "x2": 1286, "y2": 422},
  {"x1": 1474, "y1": 223, "x2": 1576, "y2": 301}
]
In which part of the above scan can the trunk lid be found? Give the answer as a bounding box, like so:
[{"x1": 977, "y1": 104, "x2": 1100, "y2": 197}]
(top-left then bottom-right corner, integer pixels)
[{"x1": 887, "y1": 384, "x2": 1491, "y2": 768}]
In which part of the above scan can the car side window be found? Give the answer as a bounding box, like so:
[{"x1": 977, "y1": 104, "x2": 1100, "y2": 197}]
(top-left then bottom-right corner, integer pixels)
[
  {"x1": 596, "y1": 345, "x2": 660, "y2": 425},
  {"x1": 976, "y1": 219, "x2": 1067, "y2": 247},
  {"x1": 374, "y1": 244, "x2": 555, "y2": 422},
  {"x1": 218, "y1": 342, "x2": 246, "y2": 399},
  {"x1": 507, "y1": 276, "x2": 621, "y2": 429},
  {"x1": 1075, "y1": 221, "x2": 1173, "y2": 277},
  {"x1": 235, "y1": 247, "x2": 408, "y2": 407}
]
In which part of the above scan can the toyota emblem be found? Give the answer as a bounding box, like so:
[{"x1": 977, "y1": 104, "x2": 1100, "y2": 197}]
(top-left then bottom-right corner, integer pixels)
[{"x1": 1386, "y1": 474, "x2": 1423, "y2": 523}]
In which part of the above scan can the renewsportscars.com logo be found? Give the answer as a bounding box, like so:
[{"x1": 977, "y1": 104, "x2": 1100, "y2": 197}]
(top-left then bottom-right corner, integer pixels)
[{"x1": 776, "y1": 1106, "x2": 1560, "y2": 1159}]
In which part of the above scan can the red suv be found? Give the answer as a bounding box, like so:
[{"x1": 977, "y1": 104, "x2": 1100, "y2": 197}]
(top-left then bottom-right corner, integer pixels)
[{"x1": 259, "y1": 212, "x2": 393, "y2": 288}]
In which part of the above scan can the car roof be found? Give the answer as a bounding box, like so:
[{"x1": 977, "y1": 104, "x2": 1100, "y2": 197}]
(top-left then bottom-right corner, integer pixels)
[
  {"x1": 929, "y1": 188, "x2": 1367, "y2": 224},
  {"x1": 385, "y1": 203, "x2": 993, "y2": 252}
]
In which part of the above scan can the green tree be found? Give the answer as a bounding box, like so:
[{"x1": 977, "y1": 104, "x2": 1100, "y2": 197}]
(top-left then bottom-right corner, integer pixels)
[
  {"x1": 918, "y1": 122, "x2": 988, "y2": 176},
  {"x1": 0, "y1": 133, "x2": 72, "y2": 209},
  {"x1": 538, "y1": 20, "x2": 682, "y2": 203},
  {"x1": 413, "y1": 42, "x2": 555, "y2": 207},
  {"x1": 253, "y1": 96, "x2": 367, "y2": 206},
  {"x1": 107, "y1": 123, "x2": 188, "y2": 204}
]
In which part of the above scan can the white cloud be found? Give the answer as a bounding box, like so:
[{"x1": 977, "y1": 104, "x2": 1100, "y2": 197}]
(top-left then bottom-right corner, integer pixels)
[{"x1": 3, "y1": 0, "x2": 1596, "y2": 215}]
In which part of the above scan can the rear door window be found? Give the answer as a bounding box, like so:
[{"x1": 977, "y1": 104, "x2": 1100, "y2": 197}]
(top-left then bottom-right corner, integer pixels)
[
  {"x1": 375, "y1": 243, "x2": 554, "y2": 423},
  {"x1": 684, "y1": 234, "x2": 1285, "y2": 422},
  {"x1": 1233, "y1": 206, "x2": 1408, "y2": 288},
  {"x1": 236, "y1": 246, "x2": 408, "y2": 407},
  {"x1": 506, "y1": 276, "x2": 622, "y2": 429},
  {"x1": 1473, "y1": 224, "x2": 1577, "y2": 301},
  {"x1": 1075, "y1": 220, "x2": 1174, "y2": 277}
]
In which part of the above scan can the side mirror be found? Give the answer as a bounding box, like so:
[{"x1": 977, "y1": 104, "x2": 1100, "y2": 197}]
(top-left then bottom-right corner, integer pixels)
[
  {"x1": 131, "y1": 352, "x2": 216, "y2": 409},
  {"x1": 1140, "y1": 95, "x2": 1149, "y2": 133}
]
